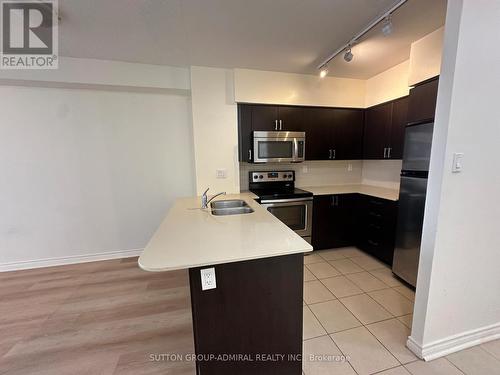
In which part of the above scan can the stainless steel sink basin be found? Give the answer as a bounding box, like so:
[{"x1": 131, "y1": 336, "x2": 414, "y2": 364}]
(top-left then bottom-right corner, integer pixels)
[
  {"x1": 211, "y1": 207, "x2": 254, "y2": 216},
  {"x1": 210, "y1": 200, "x2": 254, "y2": 216},
  {"x1": 210, "y1": 199, "x2": 250, "y2": 209}
]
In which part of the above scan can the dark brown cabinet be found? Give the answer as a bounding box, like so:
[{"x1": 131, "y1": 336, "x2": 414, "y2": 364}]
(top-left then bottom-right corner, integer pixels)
[
  {"x1": 356, "y1": 195, "x2": 398, "y2": 266},
  {"x1": 407, "y1": 77, "x2": 439, "y2": 124},
  {"x1": 299, "y1": 107, "x2": 364, "y2": 161},
  {"x1": 237, "y1": 104, "x2": 253, "y2": 162},
  {"x1": 311, "y1": 193, "x2": 397, "y2": 266},
  {"x1": 238, "y1": 103, "x2": 364, "y2": 162},
  {"x1": 363, "y1": 96, "x2": 409, "y2": 160},
  {"x1": 389, "y1": 96, "x2": 409, "y2": 159},
  {"x1": 312, "y1": 194, "x2": 357, "y2": 250},
  {"x1": 302, "y1": 107, "x2": 334, "y2": 160},
  {"x1": 251, "y1": 105, "x2": 279, "y2": 131}
]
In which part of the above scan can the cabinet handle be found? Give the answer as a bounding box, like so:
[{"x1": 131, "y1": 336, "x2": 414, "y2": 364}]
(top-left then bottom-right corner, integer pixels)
[
  {"x1": 387, "y1": 147, "x2": 392, "y2": 158},
  {"x1": 331, "y1": 196, "x2": 335, "y2": 207},
  {"x1": 329, "y1": 149, "x2": 332, "y2": 159},
  {"x1": 369, "y1": 199, "x2": 383, "y2": 206},
  {"x1": 383, "y1": 147, "x2": 387, "y2": 158},
  {"x1": 279, "y1": 119, "x2": 283, "y2": 130},
  {"x1": 368, "y1": 239, "x2": 380, "y2": 247},
  {"x1": 335, "y1": 196, "x2": 339, "y2": 206},
  {"x1": 248, "y1": 149, "x2": 252, "y2": 161},
  {"x1": 274, "y1": 120, "x2": 278, "y2": 130},
  {"x1": 332, "y1": 149, "x2": 336, "y2": 160},
  {"x1": 369, "y1": 211, "x2": 382, "y2": 218}
]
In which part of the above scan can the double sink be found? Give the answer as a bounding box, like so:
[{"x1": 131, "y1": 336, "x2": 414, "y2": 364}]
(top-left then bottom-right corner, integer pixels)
[{"x1": 210, "y1": 200, "x2": 254, "y2": 216}]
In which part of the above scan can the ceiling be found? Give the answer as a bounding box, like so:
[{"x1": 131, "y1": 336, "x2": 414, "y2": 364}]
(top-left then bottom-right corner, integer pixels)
[{"x1": 59, "y1": 0, "x2": 447, "y2": 79}]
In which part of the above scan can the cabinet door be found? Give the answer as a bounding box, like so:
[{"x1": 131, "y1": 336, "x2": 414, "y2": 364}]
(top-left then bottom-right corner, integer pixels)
[
  {"x1": 407, "y1": 77, "x2": 439, "y2": 124},
  {"x1": 389, "y1": 96, "x2": 409, "y2": 159},
  {"x1": 238, "y1": 104, "x2": 253, "y2": 162},
  {"x1": 363, "y1": 102, "x2": 392, "y2": 159},
  {"x1": 330, "y1": 194, "x2": 358, "y2": 247},
  {"x1": 312, "y1": 194, "x2": 358, "y2": 250},
  {"x1": 333, "y1": 109, "x2": 364, "y2": 160},
  {"x1": 251, "y1": 105, "x2": 279, "y2": 131},
  {"x1": 278, "y1": 106, "x2": 304, "y2": 131},
  {"x1": 312, "y1": 195, "x2": 336, "y2": 250},
  {"x1": 303, "y1": 107, "x2": 334, "y2": 160}
]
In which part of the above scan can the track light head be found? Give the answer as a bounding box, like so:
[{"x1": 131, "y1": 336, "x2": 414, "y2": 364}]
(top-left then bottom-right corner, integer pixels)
[
  {"x1": 343, "y1": 47, "x2": 353, "y2": 62},
  {"x1": 319, "y1": 67, "x2": 329, "y2": 78},
  {"x1": 382, "y1": 15, "x2": 393, "y2": 36}
]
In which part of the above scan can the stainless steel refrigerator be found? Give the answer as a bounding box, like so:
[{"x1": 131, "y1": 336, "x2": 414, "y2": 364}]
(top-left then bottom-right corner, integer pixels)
[{"x1": 392, "y1": 122, "x2": 433, "y2": 287}]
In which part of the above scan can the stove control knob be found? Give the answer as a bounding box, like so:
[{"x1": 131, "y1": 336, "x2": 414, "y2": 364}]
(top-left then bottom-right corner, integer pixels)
[
  {"x1": 259, "y1": 175, "x2": 263, "y2": 179},
  {"x1": 253, "y1": 175, "x2": 258, "y2": 180}
]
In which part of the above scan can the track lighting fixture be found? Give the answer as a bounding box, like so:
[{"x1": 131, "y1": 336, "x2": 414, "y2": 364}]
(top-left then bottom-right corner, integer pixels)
[
  {"x1": 319, "y1": 67, "x2": 329, "y2": 78},
  {"x1": 316, "y1": 0, "x2": 408, "y2": 75},
  {"x1": 382, "y1": 15, "x2": 393, "y2": 36},
  {"x1": 343, "y1": 46, "x2": 353, "y2": 62}
]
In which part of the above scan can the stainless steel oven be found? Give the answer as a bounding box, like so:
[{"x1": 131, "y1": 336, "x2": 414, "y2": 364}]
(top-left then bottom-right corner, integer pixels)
[
  {"x1": 253, "y1": 131, "x2": 305, "y2": 163},
  {"x1": 260, "y1": 197, "x2": 313, "y2": 242}
]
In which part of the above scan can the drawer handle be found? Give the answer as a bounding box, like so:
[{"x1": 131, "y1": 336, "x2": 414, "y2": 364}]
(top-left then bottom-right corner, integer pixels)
[
  {"x1": 369, "y1": 211, "x2": 382, "y2": 218},
  {"x1": 368, "y1": 223, "x2": 381, "y2": 230},
  {"x1": 368, "y1": 239, "x2": 380, "y2": 246},
  {"x1": 369, "y1": 200, "x2": 383, "y2": 206}
]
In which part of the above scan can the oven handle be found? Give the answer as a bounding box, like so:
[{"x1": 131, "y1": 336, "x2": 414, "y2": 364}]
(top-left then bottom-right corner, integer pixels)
[{"x1": 260, "y1": 197, "x2": 313, "y2": 204}]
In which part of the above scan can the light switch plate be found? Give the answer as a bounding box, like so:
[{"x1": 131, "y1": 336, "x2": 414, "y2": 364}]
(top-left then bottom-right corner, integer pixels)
[
  {"x1": 452, "y1": 152, "x2": 464, "y2": 173},
  {"x1": 200, "y1": 267, "x2": 216, "y2": 290},
  {"x1": 216, "y1": 169, "x2": 227, "y2": 179}
]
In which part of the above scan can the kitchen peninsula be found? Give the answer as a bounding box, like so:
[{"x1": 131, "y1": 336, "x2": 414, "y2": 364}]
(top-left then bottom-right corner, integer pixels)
[{"x1": 139, "y1": 193, "x2": 312, "y2": 375}]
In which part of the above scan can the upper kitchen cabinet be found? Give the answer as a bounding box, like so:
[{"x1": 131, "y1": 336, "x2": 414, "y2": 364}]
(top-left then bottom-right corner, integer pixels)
[
  {"x1": 388, "y1": 96, "x2": 409, "y2": 159},
  {"x1": 277, "y1": 106, "x2": 305, "y2": 131},
  {"x1": 363, "y1": 96, "x2": 408, "y2": 160},
  {"x1": 407, "y1": 77, "x2": 439, "y2": 124},
  {"x1": 332, "y1": 108, "x2": 364, "y2": 160},
  {"x1": 303, "y1": 107, "x2": 364, "y2": 161},
  {"x1": 238, "y1": 104, "x2": 253, "y2": 162},
  {"x1": 363, "y1": 101, "x2": 392, "y2": 159},
  {"x1": 302, "y1": 107, "x2": 334, "y2": 160},
  {"x1": 250, "y1": 104, "x2": 280, "y2": 131}
]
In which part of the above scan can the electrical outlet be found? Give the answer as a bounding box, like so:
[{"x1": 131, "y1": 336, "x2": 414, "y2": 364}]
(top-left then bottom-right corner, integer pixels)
[
  {"x1": 347, "y1": 163, "x2": 353, "y2": 172},
  {"x1": 216, "y1": 169, "x2": 227, "y2": 179},
  {"x1": 200, "y1": 268, "x2": 216, "y2": 290},
  {"x1": 302, "y1": 165, "x2": 309, "y2": 173}
]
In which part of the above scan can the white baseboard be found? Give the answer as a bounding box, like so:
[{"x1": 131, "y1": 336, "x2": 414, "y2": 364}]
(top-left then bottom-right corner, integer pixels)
[
  {"x1": 407, "y1": 321, "x2": 500, "y2": 361},
  {"x1": 0, "y1": 248, "x2": 143, "y2": 272}
]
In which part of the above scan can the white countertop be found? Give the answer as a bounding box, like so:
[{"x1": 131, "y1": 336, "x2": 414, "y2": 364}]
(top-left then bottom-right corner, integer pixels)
[
  {"x1": 301, "y1": 184, "x2": 400, "y2": 201},
  {"x1": 138, "y1": 192, "x2": 313, "y2": 272}
]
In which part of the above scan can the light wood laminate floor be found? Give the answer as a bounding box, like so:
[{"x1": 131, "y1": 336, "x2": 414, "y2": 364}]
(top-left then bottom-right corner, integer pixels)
[{"x1": 0, "y1": 257, "x2": 195, "y2": 375}]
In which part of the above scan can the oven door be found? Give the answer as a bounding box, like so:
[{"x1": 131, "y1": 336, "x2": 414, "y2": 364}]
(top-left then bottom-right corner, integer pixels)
[
  {"x1": 253, "y1": 131, "x2": 305, "y2": 163},
  {"x1": 260, "y1": 198, "x2": 312, "y2": 237}
]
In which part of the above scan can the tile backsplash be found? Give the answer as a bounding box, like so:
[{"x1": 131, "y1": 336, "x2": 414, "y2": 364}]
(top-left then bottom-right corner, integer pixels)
[
  {"x1": 239, "y1": 161, "x2": 363, "y2": 190},
  {"x1": 239, "y1": 160, "x2": 402, "y2": 191}
]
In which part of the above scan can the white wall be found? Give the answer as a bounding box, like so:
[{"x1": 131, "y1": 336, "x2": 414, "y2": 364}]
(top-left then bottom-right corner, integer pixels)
[
  {"x1": 190, "y1": 66, "x2": 240, "y2": 195},
  {"x1": 0, "y1": 79, "x2": 194, "y2": 271},
  {"x1": 0, "y1": 57, "x2": 190, "y2": 93},
  {"x1": 409, "y1": 0, "x2": 500, "y2": 360},
  {"x1": 365, "y1": 60, "x2": 410, "y2": 107},
  {"x1": 409, "y1": 27, "x2": 444, "y2": 86},
  {"x1": 234, "y1": 68, "x2": 366, "y2": 107}
]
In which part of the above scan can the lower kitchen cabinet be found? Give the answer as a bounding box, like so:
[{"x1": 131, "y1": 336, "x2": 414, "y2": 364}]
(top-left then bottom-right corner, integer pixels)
[
  {"x1": 356, "y1": 195, "x2": 398, "y2": 266},
  {"x1": 312, "y1": 193, "x2": 398, "y2": 266},
  {"x1": 312, "y1": 194, "x2": 357, "y2": 250}
]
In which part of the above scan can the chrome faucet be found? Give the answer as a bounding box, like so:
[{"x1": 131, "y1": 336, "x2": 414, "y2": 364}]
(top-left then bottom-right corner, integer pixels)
[{"x1": 201, "y1": 188, "x2": 226, "y2": 209}]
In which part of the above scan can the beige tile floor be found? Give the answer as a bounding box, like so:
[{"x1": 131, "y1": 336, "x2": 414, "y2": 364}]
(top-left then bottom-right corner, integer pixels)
[{"x1": 302, "y1": 247, "x2": 500, "y2": 375}]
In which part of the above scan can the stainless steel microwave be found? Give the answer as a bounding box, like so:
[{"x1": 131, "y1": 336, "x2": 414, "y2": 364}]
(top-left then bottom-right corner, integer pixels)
[{"x1": 252, "y1": 131, "x2": 305, "y2": 163}]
